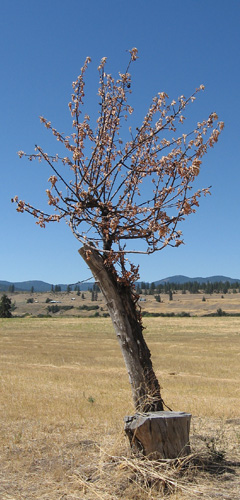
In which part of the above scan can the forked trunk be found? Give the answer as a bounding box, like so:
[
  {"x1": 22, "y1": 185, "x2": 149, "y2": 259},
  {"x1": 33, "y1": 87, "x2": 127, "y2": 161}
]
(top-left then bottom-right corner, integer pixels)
[{"x1": 79, "y1": 245, "x2": 163, "y2": 412}]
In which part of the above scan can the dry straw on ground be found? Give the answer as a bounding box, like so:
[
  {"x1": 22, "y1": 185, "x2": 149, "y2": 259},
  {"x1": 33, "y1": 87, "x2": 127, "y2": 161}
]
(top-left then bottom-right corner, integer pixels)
[{"x1": 0, "y1": 316, "x2": 239, "y2": 499}]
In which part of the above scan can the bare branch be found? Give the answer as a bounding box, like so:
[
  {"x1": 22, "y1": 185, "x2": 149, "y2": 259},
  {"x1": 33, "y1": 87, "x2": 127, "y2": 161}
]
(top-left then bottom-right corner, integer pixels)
[{"x1": 14, "y1": 50, "x2": 223, "y2": 281}]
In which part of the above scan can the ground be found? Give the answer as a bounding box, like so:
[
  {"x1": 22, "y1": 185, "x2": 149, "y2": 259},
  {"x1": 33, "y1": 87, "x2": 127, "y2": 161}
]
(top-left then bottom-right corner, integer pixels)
[
  {"x1": 6, "y1": 288, "x2": 240, "y2": 318},
  {"x1": 0, "y1": 316, "x2": 239, "y2": 499}
]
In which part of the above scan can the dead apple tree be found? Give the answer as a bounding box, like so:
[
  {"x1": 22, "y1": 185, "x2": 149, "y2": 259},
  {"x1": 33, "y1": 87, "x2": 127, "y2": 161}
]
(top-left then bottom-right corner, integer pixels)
[{"x1": 13, "y1": 48, "x2": 223, "y2": 413}]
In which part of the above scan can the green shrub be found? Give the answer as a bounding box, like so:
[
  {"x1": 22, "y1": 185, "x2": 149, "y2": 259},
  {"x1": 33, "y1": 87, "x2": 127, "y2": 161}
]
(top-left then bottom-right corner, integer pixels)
[
  {"x1": 47, "y1": 304, "x2": 73, "y2": 313},
  {"x1": 78, "y1": 305, "x2": 99, "y2": 311},
  {"x1": 141, "y1": 311, "x2": 190, "y2": 318},
  {"x1": 217, "y1": 308, "x2": 226, "y2": 316},
  {"x1": 47, "y1": 305, "x2": 60, "y2": 313}
]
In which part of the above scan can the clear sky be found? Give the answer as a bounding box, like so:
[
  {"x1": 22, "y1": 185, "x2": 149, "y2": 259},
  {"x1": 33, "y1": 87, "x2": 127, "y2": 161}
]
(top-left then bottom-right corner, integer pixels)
[{"x1": 1, "y1": 0, "x2": 239, "y2": 284}]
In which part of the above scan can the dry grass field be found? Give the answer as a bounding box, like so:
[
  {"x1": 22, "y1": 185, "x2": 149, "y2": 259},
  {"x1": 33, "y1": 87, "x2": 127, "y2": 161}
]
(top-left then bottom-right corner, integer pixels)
[
  {"x1": 0, "y1": 315, "x2": 239, "y2": 499},
  {"x1": 7, "y1": 288, "x2": 240, "y2": 318}
]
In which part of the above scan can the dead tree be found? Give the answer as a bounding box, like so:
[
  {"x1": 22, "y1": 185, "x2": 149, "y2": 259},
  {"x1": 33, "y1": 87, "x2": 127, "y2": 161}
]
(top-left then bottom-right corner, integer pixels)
[{"x1": 13, "y1": 48, "x2": 223, "y2": 415}]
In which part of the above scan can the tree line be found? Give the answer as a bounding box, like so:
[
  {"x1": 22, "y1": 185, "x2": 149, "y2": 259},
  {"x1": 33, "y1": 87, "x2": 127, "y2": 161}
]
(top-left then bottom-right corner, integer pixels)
[
  {"x1": 137, "y1": 280, "x2": 240, "y2": 295},
  {"x1": 6, "y1": 280, "x2": 239, "y2": 296}
]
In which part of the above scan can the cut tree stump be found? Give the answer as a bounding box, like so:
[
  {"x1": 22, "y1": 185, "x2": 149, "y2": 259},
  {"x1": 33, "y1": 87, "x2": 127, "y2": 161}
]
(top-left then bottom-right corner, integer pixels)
[{"x1": 124, "y1": 411, "x2": 191, "y2": 459}]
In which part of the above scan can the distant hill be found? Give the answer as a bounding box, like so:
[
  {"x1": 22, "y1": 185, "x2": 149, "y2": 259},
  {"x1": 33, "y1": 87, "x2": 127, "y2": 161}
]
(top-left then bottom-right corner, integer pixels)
[
  {"x1": 1, "y1": 275, "x2": 240, "y2": 292},
  {"x1": 153, "y1": 275, "x2": 240, "y2": 286},
  {"x1": 0, "y1": 280, "x2": 53, "y2": 292},
  {"x1": 0, "y1": 280, "x2": 94, "y2": 292}
]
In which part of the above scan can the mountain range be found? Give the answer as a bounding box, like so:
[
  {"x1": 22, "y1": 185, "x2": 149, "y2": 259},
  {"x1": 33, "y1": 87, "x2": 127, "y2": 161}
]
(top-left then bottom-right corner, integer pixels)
[{"x1": 0, "y1": 275, "x2": 240, "y2": 292}]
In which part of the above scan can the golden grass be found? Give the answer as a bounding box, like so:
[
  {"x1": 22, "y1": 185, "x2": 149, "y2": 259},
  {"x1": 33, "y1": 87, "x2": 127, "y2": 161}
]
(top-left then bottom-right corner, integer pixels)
[
  {"x1": 0, "y1": 316, "x2": 240, "y2": 499},
  {"x1": 8, "y1": 288, "x2": 240, "y2": 317}
]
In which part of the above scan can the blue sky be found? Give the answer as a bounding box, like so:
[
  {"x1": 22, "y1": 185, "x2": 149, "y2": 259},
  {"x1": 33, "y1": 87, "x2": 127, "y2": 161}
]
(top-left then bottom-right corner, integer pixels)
[{"x1": 1, "y1": 0, "x2": 239, "y2": 284}]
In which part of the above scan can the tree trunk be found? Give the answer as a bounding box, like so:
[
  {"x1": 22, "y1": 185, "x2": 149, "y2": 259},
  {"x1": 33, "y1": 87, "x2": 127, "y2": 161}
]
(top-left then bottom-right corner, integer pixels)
[
  {"x1": 79, "y1": 245, "x2": 163, "y2": 412},
  {"x1": 124, "y1": 411, "x2": 191, "y2": 459}
]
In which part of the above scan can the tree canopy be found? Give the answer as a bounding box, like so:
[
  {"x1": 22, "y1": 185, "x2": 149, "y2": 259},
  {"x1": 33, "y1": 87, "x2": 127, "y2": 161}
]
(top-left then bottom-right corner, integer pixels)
[{"x1": 13, "y1": 48, "x2": 223, "y2": 284}]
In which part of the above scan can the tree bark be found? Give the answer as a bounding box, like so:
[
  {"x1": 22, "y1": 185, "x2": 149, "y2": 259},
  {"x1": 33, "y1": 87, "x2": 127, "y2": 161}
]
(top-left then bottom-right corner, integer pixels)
[
  {"x1": 79, "y1": 245, "x2": 163, "y2": 412},
  {"x1": 124, "y1": 411, "x2": 191, "y2": 459}
]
